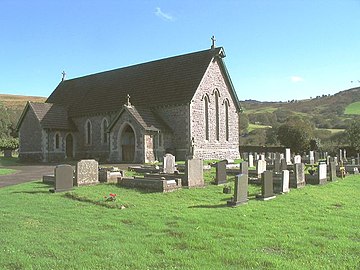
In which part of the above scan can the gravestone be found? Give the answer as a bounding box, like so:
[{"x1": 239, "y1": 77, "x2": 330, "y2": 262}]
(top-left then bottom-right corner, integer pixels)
[
  {"x1": 184, "y1": 158, "x2": 204, "y2": 187},
  {"x1": 285, "y1": 148, "x2": 291, "y2": 164},
  {"x1": 274, "y1": 158, "x2": 281, "y2": 173},
  {"x1": 351, "y1": 159, "x2": 356, "y2": 165},
  {"x1": 50, "y1": 164, "x2": 73, "y2": 193},
  {"x1": 339, "y1": 149, "x2": 343, "y2": 162},
  {"x1": 163, "y1": 153, "x2": 176, "y2": 174},
  {"x1": 227, "y1": 174, "x2": 248, "y2": 206},
  {"x1": 280, "y1": 158, "x2": 287, "y2": 171},
  {"x1": 215, "y1": 160, "x2": 227, "y2": 185},
  {"x1": 75, "y1": 159, "x2": 99, "y2": 186},
  {"x1": 343, "y1": 149, "x2": 347, "y2": 162},
  {"x1": 281, "y1": 170, "x2": 290, "y2": 193},
  {"x1": 318, "y1": 163, "x2": 327, "y2": 185},
  {"x1": 291, "y1": 163, "x2": 305, "y2": 188},
  {"x1": 329, "y1": 161, "x2": 336, "y2": 182},
  {"x1": 309, "y1": 151, "x2": 315, "y2": 165},
  {"x1": 240, "y1": 161, "x2": 248, "y2": 175},
  {"x1": 248, "y1": 154, "x2": 254, "y2": 167},
  {"x1": 257, "y1": 171, "x2": 276, "y2": 200},
  {"x1": 314, "y1": 152, "x2": 319, "y2": 164},
  {"x1": 354, "y1": 167, "x2": 359, "y2": 174},
  {"x1": 334, "y1": 157, "x2": 338, "y2": 166},
  {"x1": 256, "y1": 160, "x2": 266, "y2": 177},
  {"x1": 260, "y1": 154, "x2": 265, "y2": 161},
  {"x1": 357, "y1": 153, "x2": 360, "y2": 165},
  {"x1": 294, "y1": 155, "x2": 301, "y2": 164}
]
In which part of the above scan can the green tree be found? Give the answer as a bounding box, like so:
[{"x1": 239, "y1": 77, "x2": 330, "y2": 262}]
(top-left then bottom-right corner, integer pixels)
[
  {"x1": 346, "y1": 120, "x2": 360, "y2": 151},
  {"x1": 277, "y1": 117, "x2": 314, "y2": 154},
  {"x1": 0, "y1": 137, "x2": 19, "y2": 150},
  {"x1": 0, "y1": 102, "x2": 11, "y2": 139},
  {"x1": 239, "y1": 113, "x2": 249, "y2": 134}
]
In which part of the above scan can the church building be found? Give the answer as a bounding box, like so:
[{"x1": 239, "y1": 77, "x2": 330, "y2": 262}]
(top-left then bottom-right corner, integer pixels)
[{"x1": 17, "y1": 42, "x2": 241, "y2": 163}]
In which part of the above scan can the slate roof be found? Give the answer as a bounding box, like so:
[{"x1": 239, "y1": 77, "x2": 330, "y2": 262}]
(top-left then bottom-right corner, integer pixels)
[
  {"x1": 46, "y1": 47, "x2": 230, "y2": 117},
  {"x1": 108, "y1": 105, "x2": 171, "y2": 132},
  {"x1": 17, "y1": 102, "x2": 76, "y2": 131}
]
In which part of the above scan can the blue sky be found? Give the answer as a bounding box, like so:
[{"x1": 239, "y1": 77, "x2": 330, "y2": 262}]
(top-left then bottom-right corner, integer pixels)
[{"x1": 1, "y1": 0, "x2": 360, "y2": 101}]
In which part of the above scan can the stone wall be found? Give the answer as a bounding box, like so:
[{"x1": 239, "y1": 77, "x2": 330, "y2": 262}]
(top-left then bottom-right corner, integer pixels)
[
  {"x1": 18, "y1": 108, "x2": 44, "y2": 161},
  {"x1": 156, "y1": 104, "x2": 190, "y2": 160},
  {"x1": 190, "y1": 58, "x2": 240, "y2": 160}
]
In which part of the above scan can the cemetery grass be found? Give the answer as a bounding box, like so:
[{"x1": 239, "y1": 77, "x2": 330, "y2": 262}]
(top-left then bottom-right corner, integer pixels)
[
  {"x1": 0, "y1": 168, "x2": 17, "y2": 175},
  {"x1": 0, "y1": 176, "x2": 359, "y2": 269}
]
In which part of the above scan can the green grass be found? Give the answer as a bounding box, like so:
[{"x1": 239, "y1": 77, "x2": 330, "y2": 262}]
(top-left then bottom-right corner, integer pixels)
[
  {"x1": 0, "y1": 174, "x2": 359, "y2": 269},
  {"x1": 0, "y1": 156, "x2": 20, "y2": 167},
  {"x1": 248, "y1": 123, "x2": 272, "y2": 132},
  {"x1": 344, "y1": 101, "x2": 360, "y2": 115},
  {"x1": 0, "y1": 168, "x2": 17, "y2": 175}
]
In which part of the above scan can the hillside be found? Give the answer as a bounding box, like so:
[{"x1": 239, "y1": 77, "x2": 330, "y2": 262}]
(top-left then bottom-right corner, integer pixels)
[{"x1": 240, "y1": 86, "x2": 360, "y2": 130}]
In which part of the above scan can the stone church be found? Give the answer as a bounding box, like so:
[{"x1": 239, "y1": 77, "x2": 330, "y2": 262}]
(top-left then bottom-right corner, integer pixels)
[{"x1": 17, "y1": 43, "x2": 241, "y2": 163}]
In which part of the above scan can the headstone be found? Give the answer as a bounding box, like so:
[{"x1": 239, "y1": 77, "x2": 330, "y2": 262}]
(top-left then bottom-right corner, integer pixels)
[
  {"x1": 240, "y1": 161, "x2": 248, "y2": 175},
  {"x1": 351, "y1": 159, "x2": 356, "y2": 165},
  {"x1": 354, "y1": 167, "x2": 359, "y2": 175},
  {"x1": 318, "y1": 163, "x2": 327, "y2": 185},
  {"x1": 50, "y1": 164, "x2": 73, "y2": 193},
  {"x1": 343, "y1": 149, "x2": 347, "y2": 162},
  {"x1": 257, "y1": 170, "x2": 276, "y2": 200},
  {"x1": 357, "y1": 153, "x2": 360, "y2": 165},
  {"x1": 294, "y1": 155, "x2": 301, "y2": 164},
  {"x1": 314, "y1": 152, "x2": 319, "y2": 164},
  {"x1": 285, "y1": 148, "x2": 291, "y2": 164},
  {"x1": 326, "y1": 156, "x2": 331, "y2": 165},
  {"x1": 274, "y1": 158, "x2": 281, "y2": 173},
  {"x1": 334, "y1": 157, "x2": 338, "y2": 166},
  {"x1": 248, "y1": 154, "x2": 254, "y2": 167},
  {"x1": 75, "y1": 159, "x2": 99, "y2": 186},
  {"x1": 215, "y1": 160, "x2": 227, "y2": 185},
  {"x1": 163, "y1": 153, "x2": 176, "y2": 174},
  {"x1": 339, "y1": 149, "x2": 343, "y2": 162},
  {"x1": 260, "y1": 154, "x2": 265, "y2": 161},
  {"x1": 329, "y1": 161, "x2": 337, "y2": 182},
  {"x1": 309, "y1": 151, "x2": 315, "y2": 165},
  {"x1": 280, "y1": 158, "x2": 287, "y2": 171},
  {"x1": 281, "y1": 170, "x2": 290, "y2": 193},
  {"x1": 227, "y1": 174, "x2": 249, "y2": 206},
  {"x1": 256, "y1": 160, "x2": 266, "y2": 176},
  {"x1": 275, "y1": 152, "x2": 281, "y2": 161},
  {"x1": 291, "y1": 163, "x2": 305, "y2": 188},
  {"x1": 184, "y1": 158, "x2": 204, "y2": 187}
]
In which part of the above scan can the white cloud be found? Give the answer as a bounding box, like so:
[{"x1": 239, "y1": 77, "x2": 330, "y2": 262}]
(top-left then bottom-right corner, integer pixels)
[
  {"x1": 155, "y1": 7, "x2": 174, "y2": 21},
  {"x1": 290, "y1": 76, "x2": 304, "y2": 82}
]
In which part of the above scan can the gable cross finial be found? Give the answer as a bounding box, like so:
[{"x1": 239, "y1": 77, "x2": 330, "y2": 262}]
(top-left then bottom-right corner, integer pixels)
[
  {"x1": 211, "y1": 35, "x2": 216, "y2": 49},
  {"x1": 61, "y1": 71, "x2": 66, "y2": 81},
  {"x1": 126, "y1": 94, "x2": 131, "y2": 106}
]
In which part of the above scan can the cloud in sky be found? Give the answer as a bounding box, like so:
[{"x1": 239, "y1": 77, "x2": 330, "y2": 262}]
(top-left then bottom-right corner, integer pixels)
[
  {"x1": 290, "y1": 76, "x2": 304, "y2": 83},
  {"x1": 155, "y1": 7, "x2": 174, "y2": 21}
]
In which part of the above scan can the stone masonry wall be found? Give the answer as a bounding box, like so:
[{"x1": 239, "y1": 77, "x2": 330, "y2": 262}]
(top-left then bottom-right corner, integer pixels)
[
  {"x1": 18, "y1": 109, "x2": 44, "y2": 162},
  {"x1": 191, "y1": 58, "x2": 240, "y2": 160},
  {"x1": 155, "y1": 104, "x2": 190, "y2": 160}
]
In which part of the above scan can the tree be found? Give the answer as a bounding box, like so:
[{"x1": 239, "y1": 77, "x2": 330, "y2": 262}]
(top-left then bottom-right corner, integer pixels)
[
  {"x1": 0, "y1": 102, "x2": 11, "y2": 139},
  {"x1": 277, "y1": 117, "x2": 314, "y2": 154},
  {"x1": 0, "y1": 137, "x2": 19, "y2": 151},
  {"x1": 346, "y1": 120, "x2": 360, "y2": 151},
  {"x1": 239, "y1": 113, "x2": 249, "y2": 134}
]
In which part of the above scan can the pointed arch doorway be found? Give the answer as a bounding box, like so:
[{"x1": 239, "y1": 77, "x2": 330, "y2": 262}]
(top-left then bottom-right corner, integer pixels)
[
  {"x1": 120, "y1": 125, "x2": 135, "y2": 162},
  {"x1": 65, "y1": 134, "x2": 74, "y2": 159}
]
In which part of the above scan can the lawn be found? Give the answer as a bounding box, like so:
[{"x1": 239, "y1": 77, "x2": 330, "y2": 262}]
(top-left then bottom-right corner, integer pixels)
[
  {"x1": 344, "y1": 101, "x2": 360, "y2": 115},
  {"x1": 0, "y1": 168, "x2": 17, "y2": 175},
  {"x1": 0, "y1": 172, "x2": 359, "y2": 269}
]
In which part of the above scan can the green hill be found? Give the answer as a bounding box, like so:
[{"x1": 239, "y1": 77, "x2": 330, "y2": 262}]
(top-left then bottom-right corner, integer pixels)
[{"x1": 344, "y1": 101, "x2": 360, "y2": 115}]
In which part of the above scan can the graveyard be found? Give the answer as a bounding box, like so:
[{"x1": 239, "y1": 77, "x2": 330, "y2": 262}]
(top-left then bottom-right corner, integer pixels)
[{"x1": 0, "y1": 153, "x2": 359, "y2": 269}]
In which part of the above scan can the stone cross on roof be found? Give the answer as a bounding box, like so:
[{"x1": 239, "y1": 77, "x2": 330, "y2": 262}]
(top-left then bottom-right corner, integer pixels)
[
  {"x1": 211, "y1": 35, "x2": 216, "y2": 49},
  {"x1": 126, "y1": 94, "x2": 132, "y2": 106},
  {"x1": 61, "y1": 71, "x2": 66, "y2": 81}
]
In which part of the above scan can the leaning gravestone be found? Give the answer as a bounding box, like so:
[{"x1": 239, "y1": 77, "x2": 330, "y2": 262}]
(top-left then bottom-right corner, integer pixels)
[
  {"x1": 183, "y1": 158, "x2": 204, "y2": 187},
  {"x1": 227, "y1": 174, "x2": 248, "y2": 206},
  {"x1": 75, "y1": 159, "x2": 99, "y2": 186},
  {"x1": 215, "y1": 160, "x2": 227, "y2": 185},
  {"x1": 291, "y1": 163, "x2": 305, "y2": 188},
  {"x1": 257, "y1": 170, "x2": 276, "y2": 200},
  {"x1": 163, "y1": 153, "x2": 176, "y2": 174},
  {"x1": 50, "y1": 164, "x2": 73, "y2": 193}
]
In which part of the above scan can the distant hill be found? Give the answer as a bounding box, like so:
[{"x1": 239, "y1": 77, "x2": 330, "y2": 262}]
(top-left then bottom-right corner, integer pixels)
[
  {"x1": 0, "y1": 94, "x2": 47, "y2": 134},
  {"x1": 240, "y1": 87, "x2": 360, "y2": 130}
]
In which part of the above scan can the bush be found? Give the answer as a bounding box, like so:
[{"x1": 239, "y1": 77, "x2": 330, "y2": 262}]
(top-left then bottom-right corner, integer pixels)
[{"x1": 0, "y1": 137, "x2": 19, "y2": 150}]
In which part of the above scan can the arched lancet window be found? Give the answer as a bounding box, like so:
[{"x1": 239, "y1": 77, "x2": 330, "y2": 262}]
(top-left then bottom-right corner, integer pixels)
[
  {"x1": 85, "y1": 120, "x2": 92, "y2": 145},
  {"x1": 203, "y1": 95, "x2": 210, "y2": 141},
  {"x1": 55, "y1": 133, "x2": 60, "y2": 149},
  {"x1": 224, "y1": 99, "x2": 230, "y2": 141},
  {"x1": 101, "y1": 118, "x2": 109, "y2": 144},
  {"x1": 214, "y1": 90, "x2": 220, "y2": 141}
]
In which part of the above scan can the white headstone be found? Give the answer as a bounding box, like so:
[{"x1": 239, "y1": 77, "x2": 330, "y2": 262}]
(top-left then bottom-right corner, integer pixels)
[
  {"x1": 163, "y1": 153, "x2": 176, "y2": 174},
  {"x1": 318, "y1": 163, "x2": 327, "y2": 181},
  {"x1": 248, "y1": 154, "x2": 254, "y2": 167},
  {"x1": 294, "y1": 155, "x2": 302, "y2": 164},
  {"x1": 285, "y1": 148, "x2": 291, "y2": 164},
  {"x1": 75, "y1": 159, "x2": 99, "y2": 186},
  {"x1": 282, "y1": 170, "x2": 290, "y2": 193},
  {"x1": 309, "y1": 151, "x2": 315, "y2": 165}
]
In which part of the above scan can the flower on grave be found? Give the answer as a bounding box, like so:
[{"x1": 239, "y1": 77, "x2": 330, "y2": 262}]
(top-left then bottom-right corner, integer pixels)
[{"x1": 104, "y1": 193, "x2": 117, "y2": 202}]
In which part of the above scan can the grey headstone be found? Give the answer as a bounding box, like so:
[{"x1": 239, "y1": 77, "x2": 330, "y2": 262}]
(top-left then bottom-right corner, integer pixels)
[
  {"x1": 215, "y1": 160, "x2": 227, "y2": 185},
  {"x1": 257, "y1": 171, "x2": 276, "y2": 200},
  {"x1": 50, "y1": 164, "x2": 73, "y2": 193},
  {"x1": 291, "y1": 163, "x2": 305, "y2": 188},
  {"x1": 329, "y1": 161, "x2": 337, "y2": 182},
  {"x1": 184, "y1": 159, "x2": 204, "y2": 187},
  {"x1": 75, "y1": 159, "x2": 99, "y2": 186},
  {"x1": 280, "y1": 158, "x2": 287, "y2": 171},
  {"x1": 227, "y1": 174, "x2": 248, "y2": 206},
  {"x1": 274, "y1": 158, "x2": 281, "y2": 173},
  {"x1": 163, "y1": 153, "x2": 176, "y2": 174},
  {"x1": 240, "y1": 161, "x2": 248, "y2": 175}
]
